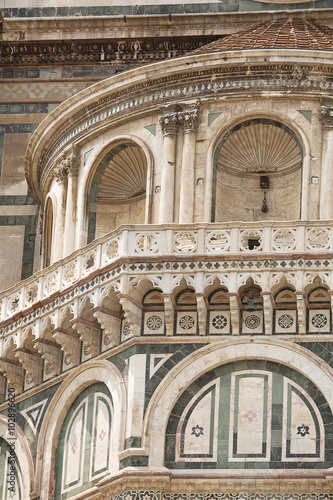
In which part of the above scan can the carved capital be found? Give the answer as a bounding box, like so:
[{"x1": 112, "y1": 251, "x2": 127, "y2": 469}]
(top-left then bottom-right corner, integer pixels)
[
  {"x1": 159, "y1": 113, "x2": 180, "y2": 135},
  {"x1": 64, "y1": 148, "x2": 80, "y2": 177},
  {"x1": 320, "y1": 106, "x2": 333, "y2": 129},
  {"x1": 179, "y1": 108, "x2": 199, "y2": 133},
  {"x1": 53, "y1": 162, "x2": 68, "y2": 183}
]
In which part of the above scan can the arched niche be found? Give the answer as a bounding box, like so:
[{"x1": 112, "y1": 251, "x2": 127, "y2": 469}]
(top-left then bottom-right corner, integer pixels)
[
  {"x1": 211, "y1": 119, "x2": 303, "y2": 223},
  {"x1": 87, "y1": 140, "x2": 149, "y2": 243}
]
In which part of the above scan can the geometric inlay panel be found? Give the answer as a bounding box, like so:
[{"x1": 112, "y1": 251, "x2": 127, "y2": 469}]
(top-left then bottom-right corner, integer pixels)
[
  {"x1": 209, "y1": 311, "x2": 230, "y2": 334},
  {"x1": 242, "y1": 311, "x2": 263, "y2": 334},
  {"x1": 275, "y1": 310, "x2": 297, "y2": 334},
  {"x1": 144, "y1": 312, "x2": 165, "y2": 335},
  {"x1": 308, "y1": 309, "x2": 330, "y2": 334},
  {"x1": 176, "y1": 312, "x2": 197, "y2": 335}
]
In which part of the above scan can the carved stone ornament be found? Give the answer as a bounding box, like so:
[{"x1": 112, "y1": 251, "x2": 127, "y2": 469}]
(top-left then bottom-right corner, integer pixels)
[
  {"x1": 179, "y1": 108, "x2": 199, "y2": 133},
  {"x1": 159, "y1": 113, "x2": 180, "y2": 135},
  {"x1": 320, "y1": 106, "x2": 333, "y2": 128},
  {"x1": 53, "y1": 147, "x2": 79, "y2": 182},
  {"x1": 53, "y1": 162, "x2": 68, "y2": 183}
]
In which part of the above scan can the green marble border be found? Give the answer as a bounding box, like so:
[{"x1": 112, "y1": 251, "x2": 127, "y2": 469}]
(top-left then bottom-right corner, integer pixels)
[{"x1": 165, "y1": 359, "x2": 333, "y2": 469}]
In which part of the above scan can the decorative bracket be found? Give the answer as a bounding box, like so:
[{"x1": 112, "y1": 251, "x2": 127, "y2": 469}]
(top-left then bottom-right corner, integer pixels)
[
  {"x1": 118, "y1": 295, "x2": 142, "y2": 337},
  {"x1": 71, "y1": 317, "x2": 101, "y2": 357},
  {"x1": 52, "y1": 327, "x2": 81, "y2": 368},
  {"x1": 92, "y1": 306, "x2": 121, "y2": 348}
]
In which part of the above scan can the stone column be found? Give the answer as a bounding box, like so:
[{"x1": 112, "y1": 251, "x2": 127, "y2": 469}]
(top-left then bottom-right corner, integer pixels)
[
  {"x1": 158, "y1": 113, "x2": 179, "y2": 224},
  {"x1": 320, "y1": 106, "x2": 333, "y2": 219},
  {"x1": 53, "y1": 160, "x2": 68, "y2": 261},
  {"x1": 179, "y1": 108, "x2": 199, "y2": 223},
  {"x1": 63, "y1": 147, "x2": 79, "y2": 257}
]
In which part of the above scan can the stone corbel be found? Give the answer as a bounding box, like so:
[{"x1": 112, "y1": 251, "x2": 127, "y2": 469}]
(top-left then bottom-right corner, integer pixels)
[
  {"x1": 295, "y1": 291, "x2": 307, "y2": 334},
  {"x1": 161, "y1": 293, "x2": 175, "y2": 336},
  {"x1": 71, "y1": 317, "x2": 101, "y2": 357},
  {"x1": 52, "y1": 327, "x2": 81, "y2": 368},
  {"x1": 228, "y1": 293, "x2": 240, "y2": 335},
  {"x1": 92, "y1": 306, "x2": 121, "y2": 347},
  {"x1": 118, "y1": 294, "x2": 142, "y2": 337},
  {"x1": 0, "y1": 358, "x2": 24, "y2": 395},
  {"x1": 195, "y1": 293, "x2": 207, "y2": 336},
  {"x1": 33, "y1": 338, "x2": 62, "y2": 377},
  {"x1": 14, "y1": 347, "x2": 43, "y2": 388},
  {"x1": 261, "y1": 292, "x2": 273, "y2": 335}
]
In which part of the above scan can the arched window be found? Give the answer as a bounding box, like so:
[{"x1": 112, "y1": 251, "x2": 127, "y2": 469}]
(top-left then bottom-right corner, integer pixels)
[{"x1": 55, "y1": 383, "x2": 113, "y2": 499}]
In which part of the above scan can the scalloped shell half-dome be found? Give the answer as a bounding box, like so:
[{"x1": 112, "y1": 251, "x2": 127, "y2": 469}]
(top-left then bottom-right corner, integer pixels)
[
  {"x1": 217, "y1": 122, "x2": 302, "y2": 177},
  {"x1": 97, "y1": 142, "x2": 147, "y2": 201}
]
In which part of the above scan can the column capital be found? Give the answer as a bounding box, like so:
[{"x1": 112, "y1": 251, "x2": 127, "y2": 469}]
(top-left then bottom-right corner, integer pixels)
[
  {"x1": 320, "y1": 106, "x2": 333, "y2": 129},
  {"x1": 65, "y1": 146, "x2": 80, "y2": 177},
  {"x1": 53, "y1": 161, "x2": 68, "y2": 183},
  {"x1": 159, "y1": 113, "x2": 179, "y2": 135},
  {"x1": 179, "y1": 108, "x2": 199, "y2": 133}
]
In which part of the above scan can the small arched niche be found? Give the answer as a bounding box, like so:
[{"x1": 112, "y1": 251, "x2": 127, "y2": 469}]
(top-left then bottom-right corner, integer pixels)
[
  {"x1": 212, "y1": 119, "x2": 303, "y2": 223},
  {"x1": 88, "y1": 141, "x2": 148, "y2": 243}
]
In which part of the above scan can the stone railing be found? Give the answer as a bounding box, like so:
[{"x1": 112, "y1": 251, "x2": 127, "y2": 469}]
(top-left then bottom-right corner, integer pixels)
[{"x1": 0, "y1": 221, "x2": 332, "y2": 325}]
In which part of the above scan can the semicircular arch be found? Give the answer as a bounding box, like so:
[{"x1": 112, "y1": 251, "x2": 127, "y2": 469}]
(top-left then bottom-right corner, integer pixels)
[
  {"x1": 35, "y1": 359, "x2": 126, "y2": 498},
  {"x1": 143, "y1": 338, "x2": 333, "y2": 466}
]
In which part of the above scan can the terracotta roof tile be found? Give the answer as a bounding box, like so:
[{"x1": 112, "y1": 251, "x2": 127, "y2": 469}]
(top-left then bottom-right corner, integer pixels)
[{"x1": 189, "y1": 18, "x2": 333, "y2": 54}]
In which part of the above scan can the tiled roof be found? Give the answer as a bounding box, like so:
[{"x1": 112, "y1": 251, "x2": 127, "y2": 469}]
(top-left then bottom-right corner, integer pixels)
[{"x1": 190, "y1": 18, "x2": 333, "y2": 54}]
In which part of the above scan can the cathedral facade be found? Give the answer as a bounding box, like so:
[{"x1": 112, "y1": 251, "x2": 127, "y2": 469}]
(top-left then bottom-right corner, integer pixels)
[{"x1": 1, "y1": 2, "x2": 333, "y2": 499}]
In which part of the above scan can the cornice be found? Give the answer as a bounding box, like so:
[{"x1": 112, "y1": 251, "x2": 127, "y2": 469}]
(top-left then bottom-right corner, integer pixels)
[{"x1": 3, "y1": 11, "x2": 333, "y2": 43}]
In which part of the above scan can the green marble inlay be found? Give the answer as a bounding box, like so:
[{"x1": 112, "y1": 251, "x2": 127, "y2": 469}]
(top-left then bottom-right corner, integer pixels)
[
  {"x1": 144, "y1": 124, "x2": 157, "y2": 136},
  {"x1": 297, "y1": 110, "x2": 312, "y2": 123},
  {"x1": 208, "y1": 113, "x2": 221, "y2": 126}
]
